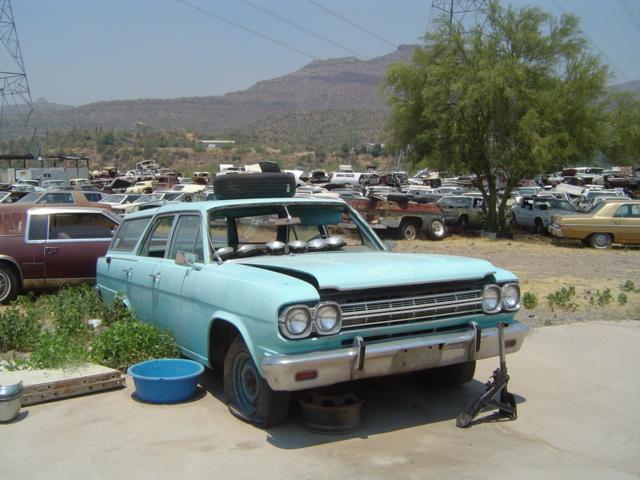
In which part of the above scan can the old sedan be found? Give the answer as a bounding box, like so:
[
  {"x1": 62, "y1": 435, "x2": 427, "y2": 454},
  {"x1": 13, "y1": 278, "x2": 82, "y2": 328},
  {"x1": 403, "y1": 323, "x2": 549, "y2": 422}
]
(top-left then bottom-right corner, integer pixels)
[
  {"x1": 549, "y1": 199, "x2": 640, "y2": 249},
  {"x1": 96, "y1": 174, "x2": 527, "y2": 426},
  {"x1": 0, "y1": 205, "x2": 121, "y2": 303}
]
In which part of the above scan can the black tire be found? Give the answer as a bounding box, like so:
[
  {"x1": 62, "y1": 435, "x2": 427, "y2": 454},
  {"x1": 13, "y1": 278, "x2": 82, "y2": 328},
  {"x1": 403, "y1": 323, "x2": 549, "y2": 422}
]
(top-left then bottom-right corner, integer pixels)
[
  {"x1": 223, "y1": 336, "x2": 290, "y2": 427},
  {"x1": 0, "y1": 263, "x2": 18, "y2": 305},
  {"x1": 534, "y1": 218, "x2": 544, "y2": 234},
  {"x1": 214, "y1": 172, "x2": 296, "y2": 200},
  {"x1": 458, "y1": 214, "x2": 469, "y2": 229},
  {"x1": 387, "y1": 193, "x2": 413, "y2": 204},
  {"x1": 420, "y1": 361, "x2": 476, "y2": 387},
  {"x1": 589, "y1": 232, "x2": 612, "y2": 249},
  {"x1": 425, "y1": 218, "x2": 446, "y2": 240},
  {"x1": 397, "y1": 219, "x2": 420, "y2": 240}
]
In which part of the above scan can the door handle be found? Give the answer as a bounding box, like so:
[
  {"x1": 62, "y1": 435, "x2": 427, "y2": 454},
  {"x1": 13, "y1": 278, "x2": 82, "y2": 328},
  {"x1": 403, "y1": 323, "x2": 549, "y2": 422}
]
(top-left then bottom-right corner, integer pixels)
[
  {"x1": 122, "y1": 268, "x2": 132, "y2": 276},
  {"x1": 149, "y1": 273, "x2": 161, "y2": 281},
  {"x1": 45, "y1": 247, "x2": 59, "y2": 255}
]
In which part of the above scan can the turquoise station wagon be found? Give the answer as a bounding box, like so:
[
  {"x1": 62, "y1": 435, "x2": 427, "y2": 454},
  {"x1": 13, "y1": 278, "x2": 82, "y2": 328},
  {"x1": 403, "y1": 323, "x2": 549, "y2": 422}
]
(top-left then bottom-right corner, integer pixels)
[{"x1": 96, "y1": 177, "x2": 528, "y2": 427}]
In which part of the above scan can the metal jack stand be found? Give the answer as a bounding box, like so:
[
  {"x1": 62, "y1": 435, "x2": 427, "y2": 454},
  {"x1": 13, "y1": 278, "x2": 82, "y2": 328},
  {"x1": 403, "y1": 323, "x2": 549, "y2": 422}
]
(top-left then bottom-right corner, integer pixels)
[{"x1": 456, "y1": 322, "x2": 517, "y2": 428}]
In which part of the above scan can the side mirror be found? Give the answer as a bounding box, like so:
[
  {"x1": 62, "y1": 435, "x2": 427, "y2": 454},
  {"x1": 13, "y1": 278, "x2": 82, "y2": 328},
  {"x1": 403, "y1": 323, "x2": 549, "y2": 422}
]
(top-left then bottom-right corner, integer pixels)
[
  {"x1": 175, "y1": 251, "x2": 200, "y2": 270},
  {"x1": 384, "y1": 240, "x2": 397, "y2": 251}
]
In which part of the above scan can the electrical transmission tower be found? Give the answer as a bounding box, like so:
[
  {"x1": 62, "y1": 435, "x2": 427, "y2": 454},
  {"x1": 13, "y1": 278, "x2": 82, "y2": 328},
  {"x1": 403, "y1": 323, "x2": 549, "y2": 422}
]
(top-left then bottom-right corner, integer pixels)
[
  {"x1": 0, "y1": 0, "x2": 34, "y2": 143},
  {"x1": 430, "y1": 0, "x2": 489, "y2": 31}
]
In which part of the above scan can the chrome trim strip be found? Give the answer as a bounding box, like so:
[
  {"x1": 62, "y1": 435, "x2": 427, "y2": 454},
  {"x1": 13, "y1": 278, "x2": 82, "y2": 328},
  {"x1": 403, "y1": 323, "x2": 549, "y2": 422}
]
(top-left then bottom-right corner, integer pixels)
[{"x1": 342, "y1": 307, "x2": 483, "y2": 328}]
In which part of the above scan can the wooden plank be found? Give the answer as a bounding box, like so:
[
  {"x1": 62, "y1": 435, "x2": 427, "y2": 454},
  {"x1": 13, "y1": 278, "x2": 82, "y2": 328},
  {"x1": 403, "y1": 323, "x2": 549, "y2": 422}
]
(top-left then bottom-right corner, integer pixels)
[{"x1": 0, "y1": 364, "x2": 126, "y2": 406}]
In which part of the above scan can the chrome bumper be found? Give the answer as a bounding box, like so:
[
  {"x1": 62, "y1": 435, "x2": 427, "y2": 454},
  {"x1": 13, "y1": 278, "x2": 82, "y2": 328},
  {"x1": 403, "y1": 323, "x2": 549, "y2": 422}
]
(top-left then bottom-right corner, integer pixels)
[
  {"x1": 261, "y1": 321, "x2": 529, "y2": 391},
  {"x1": 549, "y1": 225, "x2": 563, "y2": 237}
]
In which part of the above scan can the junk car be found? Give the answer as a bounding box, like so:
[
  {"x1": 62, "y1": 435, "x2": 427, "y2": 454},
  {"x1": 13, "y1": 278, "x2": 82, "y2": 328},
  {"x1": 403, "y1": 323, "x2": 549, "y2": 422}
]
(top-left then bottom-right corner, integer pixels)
[
  {"x1": 511, "y1": 196, "x2": 578, "y2": 233},
  {"x1": 0, "y1": 205, "x2": 121, "y2": 303},
  {"x1": 549, "y1": 199, "x2": 640, "y2": 249},
  {"x1": 96, "y1": 173, "x2": 528, "y2": 427}
]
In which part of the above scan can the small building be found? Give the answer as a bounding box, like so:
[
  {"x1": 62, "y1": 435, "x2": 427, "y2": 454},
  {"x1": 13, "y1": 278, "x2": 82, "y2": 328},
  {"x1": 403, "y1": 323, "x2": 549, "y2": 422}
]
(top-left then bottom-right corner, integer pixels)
[{"x1": 196, "y1": 140, "x2": 236, "y2": 149}]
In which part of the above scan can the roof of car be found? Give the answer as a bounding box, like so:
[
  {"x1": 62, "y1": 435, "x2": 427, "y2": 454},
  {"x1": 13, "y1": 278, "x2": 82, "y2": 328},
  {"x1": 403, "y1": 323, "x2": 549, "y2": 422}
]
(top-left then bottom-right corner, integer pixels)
[{"x1": 123, "y1": 196, "x2": 348, "y2": 220}]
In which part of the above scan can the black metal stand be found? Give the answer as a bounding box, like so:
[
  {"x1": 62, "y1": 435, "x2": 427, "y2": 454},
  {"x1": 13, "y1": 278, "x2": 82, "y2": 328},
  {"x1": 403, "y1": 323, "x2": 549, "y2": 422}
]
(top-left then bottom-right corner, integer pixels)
[{"x1": 456, "y1": 322, "x2": 518, "y2": 428}]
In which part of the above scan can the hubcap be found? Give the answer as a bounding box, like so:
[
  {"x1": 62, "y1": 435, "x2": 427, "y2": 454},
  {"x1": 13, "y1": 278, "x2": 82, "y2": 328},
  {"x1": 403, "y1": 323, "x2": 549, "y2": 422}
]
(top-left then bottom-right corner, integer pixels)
[
  {"x1": 403, "y1": 225, "x2": 417, "y2": 240},
  {"x1": 593, "y1": 233, "x2": 609, "y2": 248},
  {"x1": 0, "y1": 271, "x2": 10, "y2": 302},
  {"x1": 432, "y1": 221, "x2": 444, "y2": 237},
  {"x1": 233, "y1": 352, "x2": 260, "y2": 415}
]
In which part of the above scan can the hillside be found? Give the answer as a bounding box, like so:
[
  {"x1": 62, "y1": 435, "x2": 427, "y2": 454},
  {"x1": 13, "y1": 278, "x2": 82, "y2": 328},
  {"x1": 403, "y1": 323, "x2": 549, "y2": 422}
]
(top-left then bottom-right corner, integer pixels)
[{"x1": 2, "y1": 45, "x2": 416, "y2": 145}]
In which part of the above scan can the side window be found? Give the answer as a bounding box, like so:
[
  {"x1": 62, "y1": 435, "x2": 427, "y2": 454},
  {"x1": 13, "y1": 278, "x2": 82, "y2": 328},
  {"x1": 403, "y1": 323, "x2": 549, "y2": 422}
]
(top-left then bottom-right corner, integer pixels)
[
  {"x1": 83, "y1": 193, "x2": 102, "y2": 202},
  {"x1": 629, "y1": 205, "x2": 640, "y2": 218},
  {"x1": 140, "y1": 216, "x2": 175, "y2": 258},
  {"x1": 38, "y1": 192, "x2": 74, "y2": 204},
  {"x1": 111, "y1": 217, "x2": 152, "y2": 251},
  {"x1": 48, "y1": 213, "x2": 118, "y2": 240},
  {"x1": 168, "y1": 216, "x2": 204, "y2": 262},
  {"x1": 614, "y1": 205, "x2": 629, "y2": 218},
  {"x1": 615, "y1": 204, "x2": 640, "y2": 218},
  {"x1": 209, "y1": 215, "x2": 229, "y2": 247},
  {"x1": 28, "y1": 215, "x2": 48, "y2": 240}
]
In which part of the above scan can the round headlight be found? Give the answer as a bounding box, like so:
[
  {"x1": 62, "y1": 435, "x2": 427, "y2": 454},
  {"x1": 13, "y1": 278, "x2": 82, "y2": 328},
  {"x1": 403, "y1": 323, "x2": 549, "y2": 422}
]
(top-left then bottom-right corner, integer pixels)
[
  {"x1": 315, "y1": 302, "x2": 342, "y2": 335},
  {"x1": 482, "y1": 285, "x2": 501, "y2": 314},
  {"x1": 502, "y1": 284, "x2": 520, "y2": 311},
  {"x1": 281, "y1": 306, "x2": 312, "y2": 338}
]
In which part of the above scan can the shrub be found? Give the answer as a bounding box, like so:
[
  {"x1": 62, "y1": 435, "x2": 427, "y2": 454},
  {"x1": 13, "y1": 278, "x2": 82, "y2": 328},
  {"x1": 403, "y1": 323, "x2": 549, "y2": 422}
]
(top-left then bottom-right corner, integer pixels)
[
  {"x1": 90, "y1": 319, "x2": 179, "y2": 371},
  {"x1": 587, "y1": 288, "x2": 614, "y2": 307},
  {"x1": 618, "y1": 293, "x2": 628, "y2": 305},
  {"x1": 621, "y1": 280, "x2": 638, "y2": 293},
  {"x1": 29, "y1": 332, "x2": 88, "y2": 369},
  {"x1": 546, "y1": 286, "x2": 578, "y2": 312},
  {"x1": 0, "y1": 307, "x2": 42, "y2": 352},
  {"x1": 522, "y1": 292, "x2": 538, "y2": 309}
]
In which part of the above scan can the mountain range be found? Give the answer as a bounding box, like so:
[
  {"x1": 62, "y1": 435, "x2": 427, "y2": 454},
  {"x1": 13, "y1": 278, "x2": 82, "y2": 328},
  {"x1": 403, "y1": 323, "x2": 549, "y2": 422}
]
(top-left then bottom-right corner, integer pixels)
[{"x1": 4, "y1": 45, "x2": 639, "y2": 147}]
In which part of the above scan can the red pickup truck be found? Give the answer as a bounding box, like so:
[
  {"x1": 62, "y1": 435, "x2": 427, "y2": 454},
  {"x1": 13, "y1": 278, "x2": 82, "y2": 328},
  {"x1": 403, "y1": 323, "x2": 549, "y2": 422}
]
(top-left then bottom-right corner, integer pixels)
[
  {"x1": 0, "y1": 205, "x2": 121, "y2": 303},
  {"x1": 348, "y1": 195, "x2": 446, "y2": 240}
]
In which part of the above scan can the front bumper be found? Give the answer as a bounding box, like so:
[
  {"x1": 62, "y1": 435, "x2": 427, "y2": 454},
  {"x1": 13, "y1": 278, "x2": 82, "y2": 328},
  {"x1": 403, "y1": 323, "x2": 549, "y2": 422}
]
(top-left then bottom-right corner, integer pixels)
[
  {"x1": 261, "y1": 321, "x2": 529, "y2": 391},
  {"x1": 549, "y1": 225, "x2": 563, "y2": 237}
]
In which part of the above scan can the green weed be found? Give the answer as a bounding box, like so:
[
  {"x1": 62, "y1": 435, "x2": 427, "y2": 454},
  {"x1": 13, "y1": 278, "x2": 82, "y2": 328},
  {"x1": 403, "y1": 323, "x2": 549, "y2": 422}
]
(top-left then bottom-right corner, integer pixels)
[
  {"x1": 546, "y1": 286, "x2": 578, "y2": 312},
  {"x1": 522, "y1": 292, "x2": 538, "y2": 309},
  {"x1": 0, "y1": 307, "x2": 42, "y2": 352}
]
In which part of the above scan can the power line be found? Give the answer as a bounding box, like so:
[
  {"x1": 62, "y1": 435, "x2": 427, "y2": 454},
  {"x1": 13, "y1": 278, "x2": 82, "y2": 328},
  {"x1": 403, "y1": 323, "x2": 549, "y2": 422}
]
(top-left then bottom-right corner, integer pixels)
[
  {"x1": 306, "y1": 0, "x2": 397, "y2": 49},
  {"x1": 238, "y1": 0, "x2": 368, "y2": 59},
  {"x1": 175, "y1": 0, "x2": 319, "y2": 60},
  {"x1": 551, "y1": 0, "x2": 630, "y2": 83},
  {"x1": 617, "y1": 0, "x2": 640, "y2": 34}
]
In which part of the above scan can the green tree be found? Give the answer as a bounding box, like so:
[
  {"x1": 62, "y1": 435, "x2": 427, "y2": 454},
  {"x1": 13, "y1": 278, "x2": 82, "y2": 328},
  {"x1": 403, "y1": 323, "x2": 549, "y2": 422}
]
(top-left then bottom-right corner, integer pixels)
[
  {"x1": 601, "y1": 92, "x2": 640, "y2": 167},
  {"x1": 383, "y1": 1, "x2": 608, "y2": 231}
]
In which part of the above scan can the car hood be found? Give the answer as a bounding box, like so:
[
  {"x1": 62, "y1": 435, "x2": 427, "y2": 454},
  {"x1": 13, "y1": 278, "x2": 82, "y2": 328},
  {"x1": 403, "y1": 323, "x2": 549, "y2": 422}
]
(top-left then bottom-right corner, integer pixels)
[{"x1": 237, "y1": 251, "x2": 497, "y2": 290}]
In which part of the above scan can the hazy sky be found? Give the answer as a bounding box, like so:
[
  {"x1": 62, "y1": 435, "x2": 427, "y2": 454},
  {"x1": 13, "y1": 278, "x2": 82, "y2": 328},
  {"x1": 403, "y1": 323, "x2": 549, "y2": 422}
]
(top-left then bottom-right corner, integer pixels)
[{"x1": 8, "y1": 0, "x2": 640, "y2": 105}]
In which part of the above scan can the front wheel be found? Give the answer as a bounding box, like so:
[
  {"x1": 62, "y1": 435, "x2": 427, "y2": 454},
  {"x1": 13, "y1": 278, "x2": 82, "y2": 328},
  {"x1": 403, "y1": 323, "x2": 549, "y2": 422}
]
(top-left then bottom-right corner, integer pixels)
[{"x1": 223, "y1": 336, "x2": 290, "y2": 427}]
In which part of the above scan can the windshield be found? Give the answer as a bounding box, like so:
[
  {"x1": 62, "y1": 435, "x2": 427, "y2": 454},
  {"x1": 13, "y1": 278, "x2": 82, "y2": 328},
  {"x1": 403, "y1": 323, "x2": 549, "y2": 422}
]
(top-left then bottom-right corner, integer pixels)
[
  {"x1": 102, "y1": 194, "x2": 126, "y2": 204},
  {"x1": 17, "y1": 192, "x2": 41, "y2": 203},
  {"x1": 208, "y1": 203, "x2": 381, "y2": 260}
]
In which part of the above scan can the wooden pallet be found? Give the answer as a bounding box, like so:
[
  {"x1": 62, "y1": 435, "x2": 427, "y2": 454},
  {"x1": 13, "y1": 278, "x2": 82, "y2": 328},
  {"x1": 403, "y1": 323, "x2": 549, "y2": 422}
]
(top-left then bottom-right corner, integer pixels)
[{"x1": 0, "y1": 365, "x2": 126, "y2": 406}]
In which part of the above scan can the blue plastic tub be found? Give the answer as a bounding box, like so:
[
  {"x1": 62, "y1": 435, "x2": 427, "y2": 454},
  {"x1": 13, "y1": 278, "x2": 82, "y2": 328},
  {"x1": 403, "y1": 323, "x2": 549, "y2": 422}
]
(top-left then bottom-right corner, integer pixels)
[{"x1": 128, "y1": 358, "x2": 204, "y2": 404}]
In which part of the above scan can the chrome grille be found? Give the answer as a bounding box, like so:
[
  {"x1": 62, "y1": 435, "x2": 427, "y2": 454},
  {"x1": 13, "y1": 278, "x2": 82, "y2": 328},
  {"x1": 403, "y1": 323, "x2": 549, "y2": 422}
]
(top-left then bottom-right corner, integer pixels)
[{"x1": 340, "y1": 289, "x2": 483, "y2": 329}]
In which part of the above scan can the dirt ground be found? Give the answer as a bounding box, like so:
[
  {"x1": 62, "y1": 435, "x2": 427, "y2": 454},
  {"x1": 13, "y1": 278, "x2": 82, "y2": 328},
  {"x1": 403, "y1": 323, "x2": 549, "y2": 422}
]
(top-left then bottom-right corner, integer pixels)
[
  {"x1": 2, "y1": 321, "x2": 638, "y2": 480},
  {"x1": 396, "y1": 233, "x2": 640, "y2": 327}
]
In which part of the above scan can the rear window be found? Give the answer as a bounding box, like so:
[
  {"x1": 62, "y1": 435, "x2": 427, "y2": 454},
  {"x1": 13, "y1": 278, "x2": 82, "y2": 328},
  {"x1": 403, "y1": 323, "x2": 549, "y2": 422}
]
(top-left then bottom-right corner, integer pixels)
[{"x1": 111, "y1": 217, "x2": 152, "y2": 251}]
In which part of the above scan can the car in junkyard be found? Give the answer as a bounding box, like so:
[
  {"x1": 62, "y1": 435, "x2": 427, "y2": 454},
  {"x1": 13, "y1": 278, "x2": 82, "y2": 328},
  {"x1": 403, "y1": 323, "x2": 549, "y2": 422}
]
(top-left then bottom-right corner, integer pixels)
[
  {"x1": 0, "y1": 191, "x2": 29, "y2": 204},
  {"x1": 96, "y1": 173, "x2": 528, "y2": 426},
  {"x1": 437, "y1": 195, "x2": 484, "y2": 228},
  {"x1": 15, "y1": 190, "x2": 107, "y2": 206},
  {"x1": 549, "y1": 199, "x2": 640, "y2": 249},
  {"x1": 511, "y1": 196, "x2": 578, "y2": 233},
  {"x1": 0, "y1": 205, "x2": 121, "y2": 303},
  {"x1": 574, "y1": 189, "x2": 627, "y2": 212}
]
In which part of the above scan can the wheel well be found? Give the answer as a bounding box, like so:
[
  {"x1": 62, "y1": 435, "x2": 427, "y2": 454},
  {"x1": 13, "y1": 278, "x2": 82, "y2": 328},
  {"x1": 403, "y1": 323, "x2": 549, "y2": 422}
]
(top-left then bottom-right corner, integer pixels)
[
  {"x1": 401, "y1": 217, "x2": 422, "y2": 228},
  {"x1": 0, "y1": 259, "x2": 21, "y2": 288},
  {"x1": 209, "y1": 320, "x2": 241, "y2": 371}
]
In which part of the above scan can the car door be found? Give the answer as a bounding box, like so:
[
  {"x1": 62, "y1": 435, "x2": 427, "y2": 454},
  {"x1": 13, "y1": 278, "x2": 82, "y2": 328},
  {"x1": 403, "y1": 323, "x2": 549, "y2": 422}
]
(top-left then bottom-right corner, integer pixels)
[
  {"x1": 45, "y1": 211, "x2": 119, "y2": 282},
  {"x1": 612, "y1": 204, "x2": 640, "y2": 243},
  {"x1": 153, "y1": 214, "x2": 206, "y2": 348},
  {"x1": 126, "y1": 214, "x2": 176, "y2": 325}
]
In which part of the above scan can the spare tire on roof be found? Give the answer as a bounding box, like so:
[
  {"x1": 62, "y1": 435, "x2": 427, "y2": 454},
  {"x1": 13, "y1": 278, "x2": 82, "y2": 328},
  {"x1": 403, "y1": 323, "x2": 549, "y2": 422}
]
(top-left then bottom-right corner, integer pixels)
[
  {"x1": 386, "y1": 193, "x2": 414, "y2": 204},
  {"x1": 213, "y1": 172, "x2": 296, "y2": 200}
]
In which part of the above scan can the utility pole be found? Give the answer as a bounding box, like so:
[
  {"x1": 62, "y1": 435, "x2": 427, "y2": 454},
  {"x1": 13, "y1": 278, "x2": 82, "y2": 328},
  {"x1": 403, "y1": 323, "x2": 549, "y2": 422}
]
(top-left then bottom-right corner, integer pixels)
[
  {"x1": 430, "y1": 0, "x2": 489, "y2": 30},
  {"x1": 0, "y1": 0, "x2": 35, "y2": 150}
]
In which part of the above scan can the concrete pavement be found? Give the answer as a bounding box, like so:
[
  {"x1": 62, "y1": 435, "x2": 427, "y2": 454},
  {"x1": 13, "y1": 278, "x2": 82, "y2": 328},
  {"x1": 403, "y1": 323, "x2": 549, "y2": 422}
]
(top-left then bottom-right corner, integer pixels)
[{"x1": 2, "y1": 321, "x2": 639, "y2": 479}]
